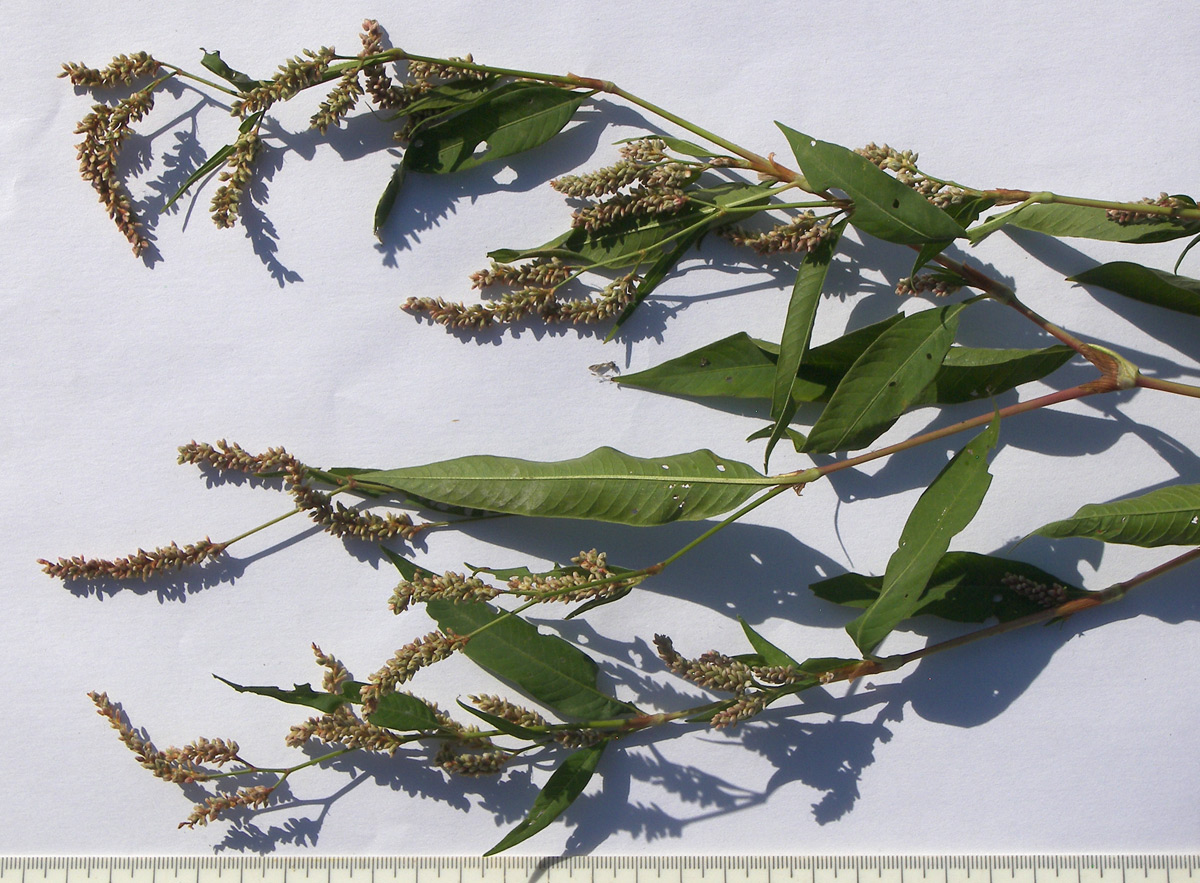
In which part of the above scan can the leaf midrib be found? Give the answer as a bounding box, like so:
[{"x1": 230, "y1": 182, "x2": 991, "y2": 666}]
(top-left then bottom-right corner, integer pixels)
[{"x1": 817, "y1": 310, "x2": 955, "y2": 447}]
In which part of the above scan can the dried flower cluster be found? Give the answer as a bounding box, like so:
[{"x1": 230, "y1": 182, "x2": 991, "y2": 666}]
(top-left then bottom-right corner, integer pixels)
[
  {"x1": 895, "y1": 272, "x2": 964, "y2": 297},
  {"x1": 40, "y1": 538, "x2": 227, "y2": 582},
  {"x1": 470, "y1": 694, "x2": 550, "y2": 729},
  {"x1": 469, "y1": 258, "x2": 577, "y2": 290},
  {"x1": 571, "y1": 188, "x2": 690, "y2": 231},
  {"x1": 60, "y1": 52, "x2": 160, "y2": 88},
  {"x1": 1106, "y1": 193, "x2": 1189, "y2": 225},
  {"x1": 231, "y1": 47, "x2": 336, "y2": 117},
  {"x1": 404, "y1": 271, "x2": 640, "y2": 330},
  {"x1": 505, "y1": 549, "x2": 639, "y2": 603},
  {"x1": 89, "y1": 692, "x2": 237, "y2": 785},
  {"x1": 1001, "y1": 572, "x2": 1069, "y2": 608},
  {"x1": 181, "y1": 439, "x2": 426, "y2": 542},
  {"x1": 361, "y1": 631, "x2": 470, "y2": 714},
  {"x1": 856, "y1": 142, "x2": 967, "y2": 208},
  {"x1": 180, "y1": 786, "x2": 274, "y2": 829},
  {"x1": 70, "y1": 88, "x2": 157, "y2": 255},
  {"x1": 388, "y1": 571, "x2": 500, "y2": 614},
  {"x1": 722, "y1": 211, "x2": 836, "y2": 255},
  {"x1": 286, "y1": 704, "x2": 408, "y2": 754},
  {"x1": 210, "y1": 126, "x2": 262, "y2": 228},
  {"x1": 653, "y1": 635, "x2": 807, "y2": 729}
]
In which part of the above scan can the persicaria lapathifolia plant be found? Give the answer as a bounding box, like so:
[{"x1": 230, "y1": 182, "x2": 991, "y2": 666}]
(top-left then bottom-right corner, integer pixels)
[{"x1": 54, "y1": 21, "x2": 1200, "y2": 853}]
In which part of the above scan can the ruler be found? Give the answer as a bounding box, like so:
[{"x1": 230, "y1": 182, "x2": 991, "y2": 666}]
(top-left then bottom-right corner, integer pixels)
[{"x1": 1, "y1": 857, "x2": 1198, "y2": 883}]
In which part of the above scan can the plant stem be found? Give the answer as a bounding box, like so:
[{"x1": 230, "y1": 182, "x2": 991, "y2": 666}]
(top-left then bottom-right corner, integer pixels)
[
  {"x1": 850, "y1": 545, "x2": 1200, "y2": 679},
  {"x1": 158, "y1": 64, "x2": 241, "y2": 97},
  {"x1": 787, "y1": 383, "x2": 1107, "y2": 485},
  {"x1": 983, "y1": 189, "x2": 1200, "y2": 222},
  {"x1": 1136, "y1": 374, "x2": 1200, "y2": 398}
]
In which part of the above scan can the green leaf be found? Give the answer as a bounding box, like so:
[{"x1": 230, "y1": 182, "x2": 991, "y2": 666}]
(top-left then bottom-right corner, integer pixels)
[
  {"x1": 352, "y1": 447, "x2": 768, "y2": 526},
  {"x1": 200, "y1": 49, "x2": 263, "y2": 91},
  {"x1": 396, "y1": 77, "x2": 502, "y2": 116},
  {"x1": 564, "y1": 584, "x2": 636, "y2": 619},
  {"x1": 746, "y1": 423, "x2": 806, "y2": 452},
  {"x1": 1034, "y1": 484, "x2": 1200, "y2": 546},
  {"x1": 1174, "y1": 232, "x2": 1200, "y2": 273},
  {"x1": 340, "y1": 683, "x2": 444, "y2": 732},
  {"x1": 1068, "y1": 261, "x2": 1200, "y2": 318},
  {"x1": 803, "y1": 303, "x2": 966, "y2": 453},
  {"x1": 618, "y1": 330, "x2": 1065, "y2": 418},
  {"x1": 618, "y1": 333, "x2": 778, "y2": 399},
  {"x1": 615, "y1": 134, "x2": 714, "y2": 158},
  {"x1": 456, "y1": 698, "x2": 543, "y2": 740},
  {"x1": 380, "y1": 546, "x2": 436, "y2": 581},
  {"x1": 606, "y1": 226, "x2": 705, "y2": 341},
  {"x1": 162, "y1": 113, "x2": 263, "y2": 212},
  {"x1": 911, "y1": 344, "x2": 1074, "y2": 406},
  {"x1": 846, "y1": 418, "x2": 1000, "y2": 654},
  {"x1": 617, "y1": 318, "x2": 904, "y2": 404},
  {"x1": 215, "y1": 676, "x2": 344, "y2": 713},
  {"x1": 812, "y1": 551, "x2": 1086, "y2": 624},
  {"x1": 766, "y1": 222, "x2": 844, "y2": 466},
  {"x1": 485, "y1": 742, "x2": 606, "y2": 855},
  {"x1": 373, "y1": 162, "x2": 407, "y2": 238},
  {"x1": 426, "y1": 600, "x2": 636, "y2": 720},
  {"x1": 404, "y1": 84, "x2": 589, "y2": 175},
  {"x1": 778, "y1": 126, "x2": 966, "y2": 245},
  {"x1": 738, "y1": 617, "x2": 798, "y2": 667},
  {"x1": 912, "y1": 197, "x2": 995, "y2": 272},
  {"x1": 215, "y1": 676, "x2": 442, "y2": 731},
  {"x1": 1008, "y1": 203, "x2": 1199, "y2": 243}
]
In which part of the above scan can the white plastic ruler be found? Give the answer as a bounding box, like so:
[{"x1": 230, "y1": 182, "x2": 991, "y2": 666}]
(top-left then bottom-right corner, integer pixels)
[{"x1": 1, "y1": 857, "x2": 1197, "y2": 883}]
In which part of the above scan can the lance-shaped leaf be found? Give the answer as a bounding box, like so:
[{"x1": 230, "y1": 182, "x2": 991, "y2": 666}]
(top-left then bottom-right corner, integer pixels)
[
  {"x1": 765, "y1": 223, "x2": 844, "y2": 466},
  {"x1": 738, "y1": 617, "x2": 798, "y2": 667},
  {"x1": 1034, "y1": 484, "x2": 1200, "y2": 547},
  {"x1": 615, "y1": 134, "x2": 715, "y2": 158},
  {"x1": 606, "y1": 225, "x2": 706, "y2": 340},
  {"x1": 1008, "y1": 202, "x2": 1199, "y2": 243},
  {"x1": 200, "y1": 49, "x2": 263, "y2": 90},
  {"x1": 457, "y1": 699, "x2": 543, "y2": 740},
  {"x1": 911, "y1": 344, "x2": 1074, "y2": 406},
  {"x1": 426, "y1": 600, "x2": 636, "y2": 720},
  {"x1": 803, "y1": 303, "x2": 966, "y2": 454},
  {"x1": 846, "y1": 418, "x2": 1000, "y2": 655},
  {"x1": 1068, "y1": 261, "x2": 1200, "y2": 318},
  {"x1": 215, "y1": 677, "x2": 442, "y2": 731},
  {"x1": 373, "y1": 162, "x2": 407, "y2": 238},
  {"x1": 913, "y1": 196, "x2": 996, "y2": 272},
  {"x1": 619, "y1": 331, "x2": 1067, "y2": 416},
  {"x1": 352, "y1": 447, "x2": 768, "y2": 526},
  {"x1": 812, "y1": 551, "x2": 1086, "y2": 624},
  {"x1": 485, "y1": 742, "x2": 606, "y2": 855},
  {"x1": 778, "y1": 126, "x2": 966, "y2": 245},
  {"x1": 618, "y1": 318, "x2": 903, "y2": 403},
  {"x1": 397, "y1": 76, "x2": 502, "y2": 116},
  {"x1": 404, "y1": 83, "x2": 589, "y2": 175},
  {"x1": 163, "y1": 112, "x2": 265, "y2": 212}
]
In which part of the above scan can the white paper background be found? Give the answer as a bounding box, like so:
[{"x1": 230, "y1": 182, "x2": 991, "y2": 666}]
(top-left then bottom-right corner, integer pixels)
[{"x1": 2, "y1": 0, "x2": 1198, "y2": 856}]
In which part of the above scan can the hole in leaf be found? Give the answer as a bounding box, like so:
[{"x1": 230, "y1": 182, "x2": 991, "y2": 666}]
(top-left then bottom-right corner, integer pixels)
[
  {"x1": 471, "y1": 141, "x2": 490, "y2": 159},
  {"x1": 892, "y1": 199, "x2": 900, "y2": 208},
  {"x1": 926, "y1": 352, "x2": 933, "y2": 359}
]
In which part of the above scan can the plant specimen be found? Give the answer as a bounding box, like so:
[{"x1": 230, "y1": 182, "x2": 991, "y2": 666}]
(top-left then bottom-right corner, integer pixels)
[{"x1": 52, "y1": 21, "x2": 1200, "y2": 853}]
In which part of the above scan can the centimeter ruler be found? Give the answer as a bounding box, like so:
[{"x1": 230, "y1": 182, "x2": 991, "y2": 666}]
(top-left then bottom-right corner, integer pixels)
[{"x1": 1, "y1": 857, "x2": 1198, "y2": 883}]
